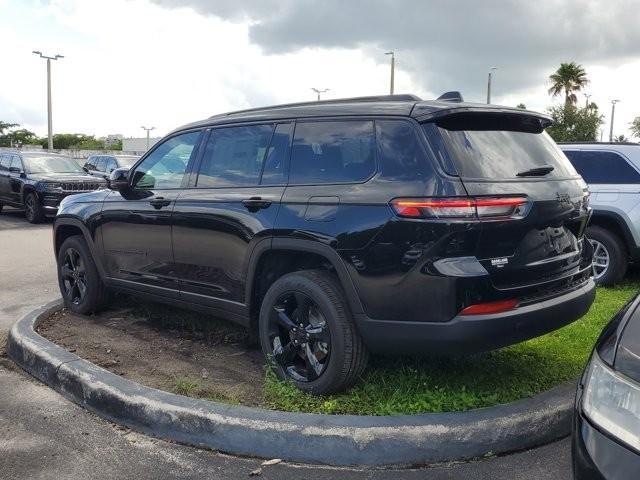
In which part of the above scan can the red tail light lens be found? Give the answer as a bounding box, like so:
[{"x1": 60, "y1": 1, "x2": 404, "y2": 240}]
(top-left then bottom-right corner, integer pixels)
[
  {"x1": 390, "y1": 196, "x2": 528, "y2": 220},
  {"x1": 460, "y1": 299, "x2": 518, "y2": 315}
]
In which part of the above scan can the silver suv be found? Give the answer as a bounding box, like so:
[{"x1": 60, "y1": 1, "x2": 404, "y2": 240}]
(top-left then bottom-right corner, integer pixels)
[{"x1": 561, "y1": 142, "x2": 640, "y2": 285}]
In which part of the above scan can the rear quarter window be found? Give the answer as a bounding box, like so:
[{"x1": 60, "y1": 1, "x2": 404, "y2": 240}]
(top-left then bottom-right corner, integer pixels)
[{"x1": 563, "y1": 150, "x2": 640, "y2": 184}]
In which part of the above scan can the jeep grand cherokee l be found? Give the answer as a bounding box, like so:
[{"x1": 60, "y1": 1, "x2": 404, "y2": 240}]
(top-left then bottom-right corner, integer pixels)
[
  {"x1": 0, "y1": 151, "x2": 106, "y2": 223},
  {"x1": 53, "y1": 93, "x2": 595, "y2": 394}
]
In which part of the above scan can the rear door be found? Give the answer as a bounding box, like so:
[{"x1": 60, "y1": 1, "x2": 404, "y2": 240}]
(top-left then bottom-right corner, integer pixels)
[
  {"x1": 425, "y1": 113, "x2": 591, "y2": 292},
  {"x1": 171, "y1": 122, "x2": 291, "y2": 315},
  {"x1": 8, "y1": 155, "x2": 24, "y2": 205}
]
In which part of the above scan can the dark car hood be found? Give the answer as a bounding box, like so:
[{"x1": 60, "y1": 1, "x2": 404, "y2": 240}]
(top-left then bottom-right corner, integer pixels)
[{"x1": 29, "y1": 172, "x2": 106, "y2": 183}]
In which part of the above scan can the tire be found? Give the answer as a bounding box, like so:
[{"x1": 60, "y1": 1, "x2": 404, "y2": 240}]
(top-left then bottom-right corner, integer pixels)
[
  {"x1": 259, "y1": 269, "x2": 368, "y2": 395},
  {"x1": 24, "y1": 191, "x2": 44, "y2": 224},
  {"x1": 587, "y1": 225, "x2": 627, "y2": 286},
  {"x1": 57, "y1": 235, "x2": 110, "y2": 314}
]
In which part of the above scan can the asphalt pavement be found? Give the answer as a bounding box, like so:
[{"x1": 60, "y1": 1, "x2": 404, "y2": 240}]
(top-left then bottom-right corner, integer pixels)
[{"x1": 0, "y1": 206, "x2": 573, "y2": 479}]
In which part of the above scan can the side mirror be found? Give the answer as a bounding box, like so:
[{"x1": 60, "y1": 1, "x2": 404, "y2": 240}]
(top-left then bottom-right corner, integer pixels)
[
  {"x1": 108, "y1": 167, "x2": 130, "y2": 191},
  {"x1": 82, "y1": 166, "x2": 89, "y2": 173}
]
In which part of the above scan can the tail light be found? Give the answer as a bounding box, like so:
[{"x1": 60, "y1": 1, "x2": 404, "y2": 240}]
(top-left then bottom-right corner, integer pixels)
[
  {"x1": 460, "y1": 299, "x2": 518, "y2": 315},
  {"x1": 390, "y1": 196, "x2": 529, "y2": 220}
]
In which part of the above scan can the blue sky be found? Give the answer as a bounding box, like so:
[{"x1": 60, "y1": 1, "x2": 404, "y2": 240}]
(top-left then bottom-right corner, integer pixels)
[{"x1": 1, "y1": 0, "x2": 638, "y2": 139}]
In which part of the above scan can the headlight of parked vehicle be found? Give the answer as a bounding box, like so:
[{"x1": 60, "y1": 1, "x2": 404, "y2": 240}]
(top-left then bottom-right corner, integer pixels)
[
  {"x1": 583, "y1": 353, "x2": 640, "y2": 451},
  {"x1": 43, "y1": 182, "x2": 63, "y2": 191}
]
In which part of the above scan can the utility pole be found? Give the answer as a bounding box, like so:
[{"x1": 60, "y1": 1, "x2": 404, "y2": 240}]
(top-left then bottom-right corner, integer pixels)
[
  {"x1": 584, "y1": 93, "x2": 591, "y2": 109},
  {"x1": 311, "y1": 88, "x2": 329, "y2": 101},
  {"x1": 486, "y1": 67, "x2": 497, "y2": 104},
  {"x1": 609, "y1": 100, "x2": 620, "y2": 142},
  {"x1": 385, "y1": 51, "x2": 395, "y2": 95},
  {"x1": 141, "y1": 126, "x2": 155, "y2": 151},
  {"x1": 32, "y1": 51, "x2": 64, "y2": 151}
]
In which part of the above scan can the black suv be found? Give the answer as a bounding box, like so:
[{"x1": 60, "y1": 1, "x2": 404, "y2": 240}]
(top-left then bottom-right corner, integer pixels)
[
  {"x1": 53, "y1": 94, "x2": 595, "y2": 394},
  {"x1": 0, "y1": 151, "x2": 106, "y2": 223},
  {"x1": 83, "y1": 154, "x2": 139, "y2": 180}
]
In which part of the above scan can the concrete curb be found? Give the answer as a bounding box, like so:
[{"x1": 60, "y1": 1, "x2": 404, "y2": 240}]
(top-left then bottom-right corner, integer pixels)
[{"x1": 7, "y1": 299, "x2": 576, "y2": 466}]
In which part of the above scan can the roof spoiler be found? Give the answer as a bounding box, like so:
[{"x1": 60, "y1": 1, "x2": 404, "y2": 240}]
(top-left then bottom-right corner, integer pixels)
[{"x1": 436, "y1": 91, "x2": 464, "y2": 103}]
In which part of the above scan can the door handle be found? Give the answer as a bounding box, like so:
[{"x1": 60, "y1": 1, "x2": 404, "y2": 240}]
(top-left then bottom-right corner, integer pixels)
[
  {"x1": 149, "y1": 197, "x2": 171, "y2": 209},
  {"x1": 242, "y1": 197, "x2": 272, "y2": 211}
]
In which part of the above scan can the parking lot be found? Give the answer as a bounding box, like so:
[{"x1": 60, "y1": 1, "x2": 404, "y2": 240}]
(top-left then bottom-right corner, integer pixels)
[{"x1": 0, "y1": 207, "x2": 573, "y2": 478}]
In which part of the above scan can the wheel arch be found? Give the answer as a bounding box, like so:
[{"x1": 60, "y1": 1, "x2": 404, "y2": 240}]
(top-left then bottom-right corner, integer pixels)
[
  {"x1": 245, "y1": 238, "x2": 364, "y2": 332},
  {"x1": 588, "y1": 211, "x2": 636, "y2": 259},
  {"x1": 54, "y1": 217, "x2": 107, "y2": 278}
]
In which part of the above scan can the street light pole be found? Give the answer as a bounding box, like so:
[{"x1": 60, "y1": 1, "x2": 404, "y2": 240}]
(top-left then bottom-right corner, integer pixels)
[
  {"x1": 486, "y1": 67, "x2": 497, "y2": 104},
  {"x1": 311, "y1": 88, "x2": 329, "y2": 101},
  {"x1": 33, "y1": 51, "x2": 64, "y2": 151},
  {"x1": 141, "y1": 126, "x2": 155, "y2": 151},
  {"x1": 385, "y1": 51, "x2": 395, "y2": 95},
  {"x1": 609, "y1": 100, "x2": 620, "y2": 142}
]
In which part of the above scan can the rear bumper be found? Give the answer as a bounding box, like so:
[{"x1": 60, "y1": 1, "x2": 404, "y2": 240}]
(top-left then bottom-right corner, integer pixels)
[{"x1": 356, "y1": 278, "x2": 596, "y2": 354}]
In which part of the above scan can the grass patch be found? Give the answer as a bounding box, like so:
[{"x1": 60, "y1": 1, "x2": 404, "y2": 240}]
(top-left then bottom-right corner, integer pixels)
[
  {"x1": 172, "y1": 377, "x2": 241, "y2": 405},
  {"x1": 263, "y1": 281, "x2": 639, "y2": 415}
]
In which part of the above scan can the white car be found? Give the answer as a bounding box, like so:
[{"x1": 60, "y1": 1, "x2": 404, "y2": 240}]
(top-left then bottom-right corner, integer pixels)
[{"x1": 561, "y1": 142, "x2": 640, "y2": 285}]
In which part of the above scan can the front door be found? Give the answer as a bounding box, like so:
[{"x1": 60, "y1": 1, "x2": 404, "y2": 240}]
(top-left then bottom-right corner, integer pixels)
[
  {"x1": 171, "y1": 123, "x2": 292, "y2": 316},
  {"x1": 99, "y1": 130, "x2": 203, "y2": 297}
]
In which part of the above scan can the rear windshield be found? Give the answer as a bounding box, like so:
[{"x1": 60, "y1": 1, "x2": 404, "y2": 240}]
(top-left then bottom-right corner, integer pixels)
[{"x1": 425, "y1": 113, "x2": 578, "y2": 179}]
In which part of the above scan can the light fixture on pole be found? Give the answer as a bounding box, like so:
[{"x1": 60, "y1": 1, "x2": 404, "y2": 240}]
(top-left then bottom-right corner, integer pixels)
[
  {"x1": 584, "y1": 93, "x2": 592, "y2": 109},
  {"x1": 32, "y1": 50, "x2": 64, "y2": 151},
  {"x1": 384, "y1": 51, "x2": 395, "y2": 95},
  {"x1": 486, "y1": 67, "x2": 497, "y2": 104},
  {"x1": 141, "y1": 126, "x2": 156, "y2": 151},
  {"x1": 311, "y1": 88, "x2": 329, "y2": 101},
  {"x1": 609, "y1": 100, "x2": 620, "y2": 142}
]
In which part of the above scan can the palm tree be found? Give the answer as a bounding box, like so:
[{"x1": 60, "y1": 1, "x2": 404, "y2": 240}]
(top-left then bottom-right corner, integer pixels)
[
  {"x1": 631, "y1": 117, "x2": 640, "y2": 139},
  {"x1": 548, "y1": 62, "x2": 589, "y2": 106},
  {"x1": 0, "y1": 121, "x2": 19, "y2": 136}
]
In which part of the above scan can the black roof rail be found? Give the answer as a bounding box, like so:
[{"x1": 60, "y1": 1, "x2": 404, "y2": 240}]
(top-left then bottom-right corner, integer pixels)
[
  {"x1": 436, "y1": 91, "x2": 464, "y2": 102},
  {"x1": 209, "y1": 94, "x2": 422, "y2": 119}
]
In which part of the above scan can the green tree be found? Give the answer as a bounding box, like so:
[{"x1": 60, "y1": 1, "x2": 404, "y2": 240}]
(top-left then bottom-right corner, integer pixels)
[
  {"x1": 109, "y1": 139, "x2": 123, "y2": 150},
  {"x1": 614, "y1": 134, "x2": 629, "y2": 143},
  {"x1": 631, "y1": 117, "x2": 640, "y2": 139},
  {"x1": 0, "y1": 121, "x2": 19, "y2": 136},
  {"x1": 71, "y1": 137, "x2": 105, "y2": 150},
  {"x1": 546, "y1": 104, "x2": 603, "y2": 142},
  {"x1": 516, "y1": 103, "x2": 527, "y2": 109},
  {"x1": 5, "y1": 128, "x2": 38, "y2": 146},
  {"x1": 548, "y1": 62, "x2": 589, "y2": 106}
]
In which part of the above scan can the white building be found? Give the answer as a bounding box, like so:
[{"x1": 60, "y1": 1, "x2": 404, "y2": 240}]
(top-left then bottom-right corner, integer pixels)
[{"x1": 122, "y1": 136, "x2": 162, "y2": 154}]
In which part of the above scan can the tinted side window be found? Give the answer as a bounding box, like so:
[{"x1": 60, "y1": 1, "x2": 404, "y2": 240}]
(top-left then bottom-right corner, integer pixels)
[
  {"x1": 10, "y1": 156, "x2": 22, "y2": 171},
  {"x1": 105, "y1": 158, "x2": 117, "y2": 173},
  {"x1": 376, "y1": 120, "x2": 431, "y2": 179},
  {"x1": 261, "y1": 123, "x2": 292, "y2": 185},
  {"x1": 196, "y1": 124, "x2": 273, "y2": 188},
  {"x1": 131, "y1": 131, "x2": 201, "y2": 189},
  {"x1": 95, "y1": 156, "x2": 107, "y2": 172},
  {"x1": 290, "y1": 121, "x2": 375, "y2": 184},
  {"x1": 0, "y1": 155, "x2": 9, "y2": 170},
  {"x1": 85, "y1": 156, "x2": 97, "y2": 170},
  {"x1": 565, "y1": 150, "x2": 640, "y2": 184}
]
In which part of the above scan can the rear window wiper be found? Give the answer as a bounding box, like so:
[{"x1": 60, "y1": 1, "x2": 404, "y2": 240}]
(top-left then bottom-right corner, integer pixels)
[{"x1": 516, "y1": 165, "x2": 554, "y2": 177}]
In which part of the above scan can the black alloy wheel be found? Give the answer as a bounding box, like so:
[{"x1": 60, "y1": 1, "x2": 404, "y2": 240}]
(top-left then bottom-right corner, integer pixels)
[
  {"x1": 56, "y1": 235, "x2": 110, "y2": 314},
  {"x1": 24, "y1": 192, "x2": 43, "y2": 223},
  {"x1": 60, "y1": 247, "x2": 87, "y2": 305},
  {"x1": 267, "y1": 291, "x2": 331, "y2": 383},
  {"x1": 259, "y1": 270, "x2": 368, "y2": 395}
]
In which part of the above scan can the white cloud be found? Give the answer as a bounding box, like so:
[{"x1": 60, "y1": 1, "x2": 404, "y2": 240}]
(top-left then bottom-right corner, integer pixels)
[{"x1": 0, "y1": 0, "x2": 637, "y2": 140}]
